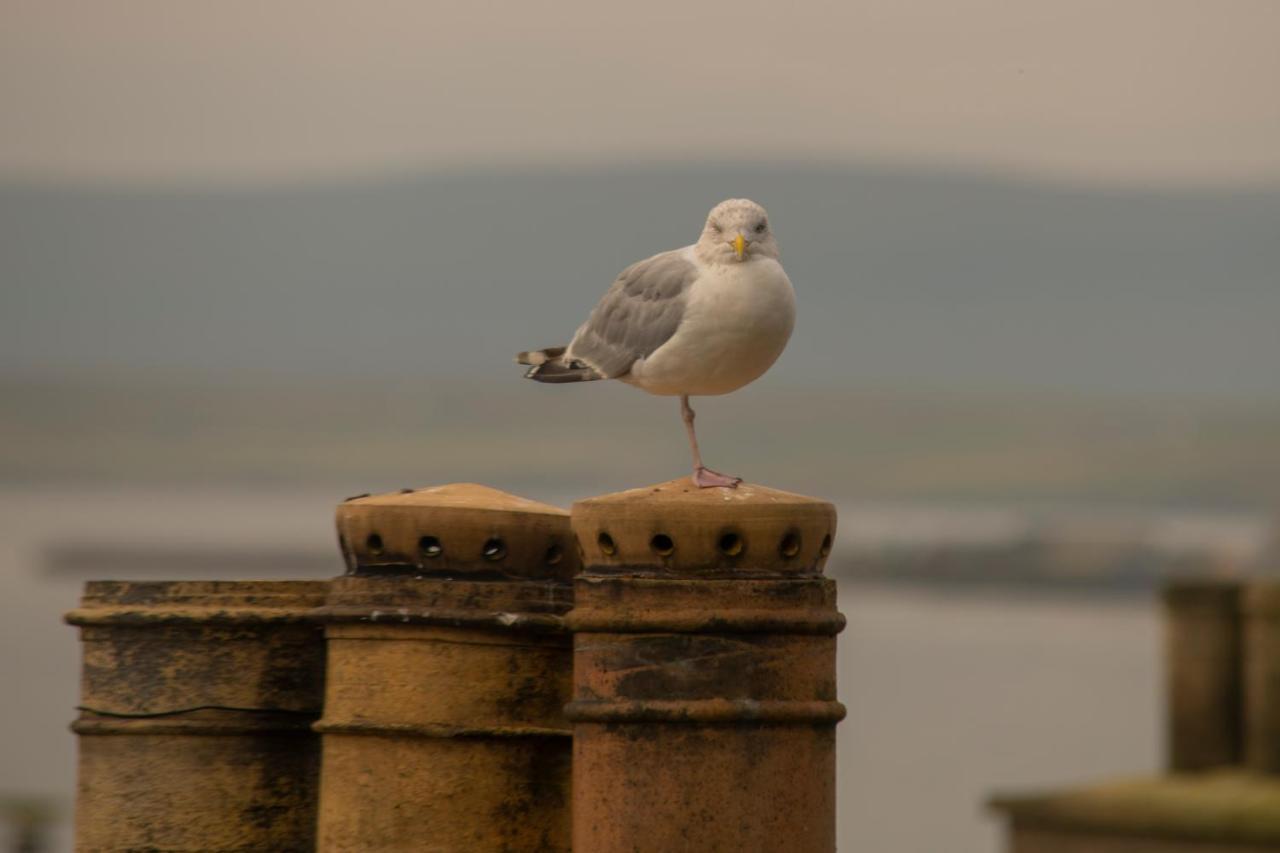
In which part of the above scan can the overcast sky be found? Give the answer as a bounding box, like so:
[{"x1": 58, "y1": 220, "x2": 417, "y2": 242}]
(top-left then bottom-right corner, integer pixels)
[{"x1": 3, "y1": 0, "x2": 1279, "y2": 188}]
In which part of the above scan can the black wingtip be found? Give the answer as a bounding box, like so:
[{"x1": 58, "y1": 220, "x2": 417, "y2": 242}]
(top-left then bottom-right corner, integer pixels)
[{"x1": 517, "y1": 345, "x2": 604, "y2": 383}]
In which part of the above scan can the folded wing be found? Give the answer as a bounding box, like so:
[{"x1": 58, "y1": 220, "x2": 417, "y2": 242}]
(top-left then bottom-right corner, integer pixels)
[{"x1": 565, "y1": 250, "x2": 696, "y2": 378}]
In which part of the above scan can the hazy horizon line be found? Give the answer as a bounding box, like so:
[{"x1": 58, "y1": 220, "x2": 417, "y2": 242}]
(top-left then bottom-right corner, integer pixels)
[
  {"x1": 7, "y1": 155, "x2": 1280, "y2": 197},
  {"x1": 3, "y1": 367, "x2": 1276, "y2": 409}
]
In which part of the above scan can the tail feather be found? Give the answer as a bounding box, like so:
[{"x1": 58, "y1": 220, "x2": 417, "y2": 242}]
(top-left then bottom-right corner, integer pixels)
[
  {"x1": 515, "y1": 346, "x2": 566, "y2": 366},
  {"x1": 515, "y1": 346, "x2": 604, "y2": 383}
]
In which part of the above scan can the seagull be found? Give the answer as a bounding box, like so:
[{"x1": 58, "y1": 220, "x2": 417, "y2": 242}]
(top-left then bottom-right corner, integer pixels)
[{"x1": 516, "y1": 198, "x2": 795, "y2": 488}]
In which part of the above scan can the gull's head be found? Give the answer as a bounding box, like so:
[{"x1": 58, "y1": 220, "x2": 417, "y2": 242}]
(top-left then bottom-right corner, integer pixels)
[{"x1": 695, "y1": 198, "x2": 779, "y2": 265}]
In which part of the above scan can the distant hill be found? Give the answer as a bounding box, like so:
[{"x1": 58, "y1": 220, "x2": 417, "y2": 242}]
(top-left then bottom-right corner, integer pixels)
[{"x1": 3, "y1": 164, "x2": 1279, "y2": 396}]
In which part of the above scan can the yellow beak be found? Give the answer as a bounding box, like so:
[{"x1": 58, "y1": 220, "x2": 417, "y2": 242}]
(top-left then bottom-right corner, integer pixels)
[{"x1": 732, "y1": 233, "x2": 748, "y2": 259}]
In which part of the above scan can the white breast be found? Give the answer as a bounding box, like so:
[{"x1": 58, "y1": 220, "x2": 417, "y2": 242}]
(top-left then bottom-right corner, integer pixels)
[{"x1": 626, "y1": 256, "x2": 796, "y2": 397}]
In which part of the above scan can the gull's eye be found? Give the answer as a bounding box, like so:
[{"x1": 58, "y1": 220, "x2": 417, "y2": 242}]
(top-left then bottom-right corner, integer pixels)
[
  {"x1": 754, "y1": 220, "x2": 767, "y2": 234},
  {"x1": 710, "y1": 222, "x2": 723, "y2": 234}
]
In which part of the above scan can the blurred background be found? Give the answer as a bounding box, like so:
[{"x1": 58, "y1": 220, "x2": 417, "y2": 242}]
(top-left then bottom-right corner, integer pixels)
[{"x1": 2, "y1": 1, "x2": 1279, "y2": 850}]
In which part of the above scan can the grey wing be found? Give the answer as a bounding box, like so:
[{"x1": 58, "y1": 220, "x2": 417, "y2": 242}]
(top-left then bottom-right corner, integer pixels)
[{"x1": 565, "y1": 250, "x2": 697, "y2": 378}]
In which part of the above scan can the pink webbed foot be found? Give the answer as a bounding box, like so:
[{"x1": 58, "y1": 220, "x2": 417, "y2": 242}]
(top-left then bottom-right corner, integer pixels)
[{"x1": 692, "y1": 467, "x2": 742, "y2": 489}]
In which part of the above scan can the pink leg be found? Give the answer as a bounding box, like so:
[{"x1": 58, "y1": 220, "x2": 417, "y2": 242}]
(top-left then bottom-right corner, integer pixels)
[{"x1": 680, "y1": 395, "x2": 741, "y2": 489}]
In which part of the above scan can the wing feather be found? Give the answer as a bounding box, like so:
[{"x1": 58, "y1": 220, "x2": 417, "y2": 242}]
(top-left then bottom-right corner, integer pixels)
[{"x1": 566, "y1": 250, "x2": 697, "y2": 378}]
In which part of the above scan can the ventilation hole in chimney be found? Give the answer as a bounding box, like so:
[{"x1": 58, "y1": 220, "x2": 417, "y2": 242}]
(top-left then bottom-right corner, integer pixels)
[
  {"x1": 365, "y1": 533, "x2": 384, "y2": 555},
  {"x1": 650, "y1": 533, "x2": 675, "y2": 556},
  {"x1": 780, "y1": 532, "x2": 802, "y2": 558},
  {"x1": 819, "y1": 534, "x2": 832, "y2": 557},
  {"x1": 717, "y1": 532, "x2": 744, "y2": 557},
  {"x1": 482, "y1": 538, "x2": 507, "y2": 561},
  {"x1": 597, "y1": 532, "x2": 616, "y2": 556},
  {"x1": 418, "y1": 536, "x2": 442, "y2": 558}
]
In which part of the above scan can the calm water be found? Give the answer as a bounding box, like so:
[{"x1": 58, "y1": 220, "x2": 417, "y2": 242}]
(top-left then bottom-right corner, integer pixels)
[{"x1": 0, "y1": 486, "x2": 1160, "y2": 853}]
